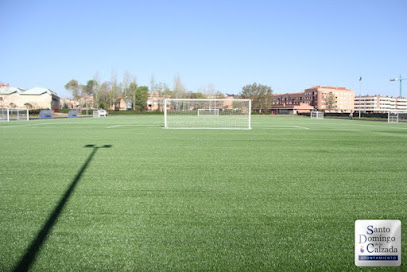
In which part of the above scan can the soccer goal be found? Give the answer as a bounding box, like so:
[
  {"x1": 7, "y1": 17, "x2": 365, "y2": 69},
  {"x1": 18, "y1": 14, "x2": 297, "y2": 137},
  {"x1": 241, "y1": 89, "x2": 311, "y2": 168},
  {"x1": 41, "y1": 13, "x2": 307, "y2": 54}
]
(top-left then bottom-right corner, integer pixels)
[
  {"x1": 311, "y1": 110, "x2": 324, "y2": 119},
  {"x1": 0, "y1": 108, "x2": 9, "y2": 122},
  {"x1": 388, "y1": 111, "x2": 407, "y2": 123},
  {"x1": 0, "y1": 108, "x2": 29, "y2": 122},
  {"x1": 164, "y1": 99, "x2": 251, "y2": 129}
]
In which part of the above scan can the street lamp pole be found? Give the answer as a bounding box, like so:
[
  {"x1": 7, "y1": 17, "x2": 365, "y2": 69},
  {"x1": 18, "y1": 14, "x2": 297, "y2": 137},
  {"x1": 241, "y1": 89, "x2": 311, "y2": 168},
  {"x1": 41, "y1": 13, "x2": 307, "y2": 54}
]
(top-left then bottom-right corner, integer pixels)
[
  {"x1": 390, "y1": 74, "x2": 406, "y2": 97},
  {"x1": 358, "y1": 77, "x2": 362, "y2": 118}
]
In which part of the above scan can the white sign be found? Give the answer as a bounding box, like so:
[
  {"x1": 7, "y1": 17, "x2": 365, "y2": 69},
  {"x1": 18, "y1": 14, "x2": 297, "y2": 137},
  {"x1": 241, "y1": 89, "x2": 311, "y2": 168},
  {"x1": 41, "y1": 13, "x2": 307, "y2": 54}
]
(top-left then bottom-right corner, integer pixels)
[{"x1": 355, "y1": 220, "x2": 401, "y2": 267}]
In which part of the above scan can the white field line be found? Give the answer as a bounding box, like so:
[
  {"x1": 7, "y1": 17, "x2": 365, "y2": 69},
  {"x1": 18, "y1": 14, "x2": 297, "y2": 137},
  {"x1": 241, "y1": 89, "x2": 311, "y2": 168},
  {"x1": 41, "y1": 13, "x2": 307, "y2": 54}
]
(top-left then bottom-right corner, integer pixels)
[
  {"x1": 260, "y1": 126, "x2": 310, "y2": 130},
  {"x1": 0, "y1": 122, "x2": 57, "y2": 128},
  {"x1": 352, "y1": 124, "x2": 407, "y2": 130},
  {"x1": 106, "y1": 124, "x2": 160, "y2": 128}
]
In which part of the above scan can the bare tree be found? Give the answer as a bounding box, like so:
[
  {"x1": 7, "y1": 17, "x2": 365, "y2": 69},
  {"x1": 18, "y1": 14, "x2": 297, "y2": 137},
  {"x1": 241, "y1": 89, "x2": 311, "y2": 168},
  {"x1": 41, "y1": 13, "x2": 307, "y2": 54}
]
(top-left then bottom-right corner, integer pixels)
[
  {"x1": 172, "y1": 74, "x2": 187, "y2": 98},
  {"x1": 97, "y1": 81, "x2": 112, "y2": 109},
  {"x1": 325, "y1": 92, "x2": 337, "y2": 112},
  {"x1": 123, "y1": 71, "x2": 137, "y2": 110},
  {"x1": 110, "y1": 70, "x2": 122, "y2": 109},
  {"x1": 92, "y1": 73, "x2": 101, "y2": 109}
]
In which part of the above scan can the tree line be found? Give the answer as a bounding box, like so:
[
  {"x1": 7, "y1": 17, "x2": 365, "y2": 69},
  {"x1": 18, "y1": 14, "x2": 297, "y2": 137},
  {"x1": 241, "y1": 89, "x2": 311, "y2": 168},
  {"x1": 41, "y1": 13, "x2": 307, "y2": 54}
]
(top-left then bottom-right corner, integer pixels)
[{"x1": 64, "y1": 72, "x2": 274, "y2": 112}]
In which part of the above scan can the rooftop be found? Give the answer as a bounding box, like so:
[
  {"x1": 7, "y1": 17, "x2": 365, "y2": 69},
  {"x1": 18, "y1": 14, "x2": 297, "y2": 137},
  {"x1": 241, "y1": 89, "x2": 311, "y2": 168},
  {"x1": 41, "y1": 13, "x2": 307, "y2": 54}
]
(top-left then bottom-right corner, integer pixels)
[{"x1": 0, "y1": 86, "x2": 58, "y2": 97}]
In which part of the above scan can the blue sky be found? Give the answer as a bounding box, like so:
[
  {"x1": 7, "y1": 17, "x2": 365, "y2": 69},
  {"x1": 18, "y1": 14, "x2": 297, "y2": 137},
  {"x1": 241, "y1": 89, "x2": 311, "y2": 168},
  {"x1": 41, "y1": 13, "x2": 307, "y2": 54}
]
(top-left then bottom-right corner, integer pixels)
[{"x1": 1, "y1": 0, "x2": 406, "y2": 98}]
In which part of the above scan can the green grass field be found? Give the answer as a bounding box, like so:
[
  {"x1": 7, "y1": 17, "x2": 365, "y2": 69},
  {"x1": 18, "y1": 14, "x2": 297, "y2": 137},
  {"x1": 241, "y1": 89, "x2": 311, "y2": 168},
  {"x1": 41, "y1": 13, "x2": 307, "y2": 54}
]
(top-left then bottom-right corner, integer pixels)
[{"x1": 1, "y1": 116, "x2": 406, "y2": 271}]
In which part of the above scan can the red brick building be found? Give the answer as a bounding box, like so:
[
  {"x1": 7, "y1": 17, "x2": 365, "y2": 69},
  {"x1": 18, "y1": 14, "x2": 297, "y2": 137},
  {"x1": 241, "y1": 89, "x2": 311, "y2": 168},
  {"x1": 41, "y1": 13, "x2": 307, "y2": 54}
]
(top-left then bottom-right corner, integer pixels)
[{"x1": 271, "y1": 86, "x2": 354, "y2": 114}]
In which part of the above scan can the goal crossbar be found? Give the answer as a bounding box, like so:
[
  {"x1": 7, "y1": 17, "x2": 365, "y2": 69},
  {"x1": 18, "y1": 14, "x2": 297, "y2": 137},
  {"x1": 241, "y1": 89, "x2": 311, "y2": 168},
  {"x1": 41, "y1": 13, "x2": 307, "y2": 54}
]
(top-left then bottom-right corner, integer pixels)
[
  {"x1": 388, "y1": 111, "x2": 407, "y2": 123},
  {"x1": 0, "y1": 108, "x2": 29, "y2": 122}
]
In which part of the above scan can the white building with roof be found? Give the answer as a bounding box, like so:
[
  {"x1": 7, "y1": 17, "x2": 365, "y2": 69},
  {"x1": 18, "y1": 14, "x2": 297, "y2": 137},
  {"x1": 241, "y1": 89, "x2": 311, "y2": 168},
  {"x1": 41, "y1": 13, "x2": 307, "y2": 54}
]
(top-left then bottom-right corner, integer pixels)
[{"x1": 0, "y1": 86, "x2": 60, "y2": 109}]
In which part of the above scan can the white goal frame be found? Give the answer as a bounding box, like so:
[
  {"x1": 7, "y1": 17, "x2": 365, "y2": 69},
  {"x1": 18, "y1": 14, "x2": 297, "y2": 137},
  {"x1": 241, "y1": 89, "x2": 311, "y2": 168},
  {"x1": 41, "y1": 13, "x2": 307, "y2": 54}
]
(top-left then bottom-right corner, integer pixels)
[
  {"x1": 388, "y1": 111, "x2": 407, "y2": 123},
  {"x1": 164, "y1": 99, "x2": 251, "y2": 129},
  {"x1": 0, "y1": 108, "x2": 29, "y2": 122},
  {"x1": 311, "y1": 110, "x2": 324, "y2": 119}
]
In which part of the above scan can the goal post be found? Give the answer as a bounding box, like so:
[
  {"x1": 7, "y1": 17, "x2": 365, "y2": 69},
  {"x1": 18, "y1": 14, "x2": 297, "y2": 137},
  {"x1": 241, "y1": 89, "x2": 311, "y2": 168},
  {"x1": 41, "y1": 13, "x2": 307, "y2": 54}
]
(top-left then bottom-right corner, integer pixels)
[
  {"x1": 388, "y1": 111, "x2": 407, "y2": 123},
  {"x1": 0, "y1": 108, "x2": 9, "y2": 122},
  {"x1": 311, "y1": 110, "x2": 324, "y2": 119},
  {"x1": 0, "y1": 108, "x2": 29, "y2": 121},
  {"x1": 388, "y1": 111, "x2": 398, "y2": 123},
  {"x1": 164, "y1": 99, "x2": 251, "y2": 129}
]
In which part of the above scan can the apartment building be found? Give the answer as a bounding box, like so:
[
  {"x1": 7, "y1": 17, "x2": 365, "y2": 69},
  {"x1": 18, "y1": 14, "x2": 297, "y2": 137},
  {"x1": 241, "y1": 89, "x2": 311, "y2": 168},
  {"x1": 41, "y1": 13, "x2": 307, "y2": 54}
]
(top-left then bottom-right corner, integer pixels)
[
  {"x1": 354, "y1": 96, "x2": 407, "y2": 112},
  {"x1": 271, "y1": 86, "x2": 354, "y2": 113}
]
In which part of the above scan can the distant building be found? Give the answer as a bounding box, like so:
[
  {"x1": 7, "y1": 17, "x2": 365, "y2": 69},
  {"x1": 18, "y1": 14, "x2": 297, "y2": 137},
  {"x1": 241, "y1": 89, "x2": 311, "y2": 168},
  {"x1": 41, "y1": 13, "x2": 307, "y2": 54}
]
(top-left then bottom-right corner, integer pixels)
[
  {"x1": 304, "y1": 86, "x2": 354, "y2": 113},
  {"x1": 0, "y1": 86, "x2": 60, "y2": 109},
  {"x1": 271, "y1": 86, "x2": 354, "y2": 114},
  {"x1": 354, "y1": 96, "x2": 407, "y2": 113},
  {"x1": 147, "y1": 92, "x2": 171, "y2": 111},
  {"x1": 271, "y1": 91, "x2": 314, "y2": 114}
]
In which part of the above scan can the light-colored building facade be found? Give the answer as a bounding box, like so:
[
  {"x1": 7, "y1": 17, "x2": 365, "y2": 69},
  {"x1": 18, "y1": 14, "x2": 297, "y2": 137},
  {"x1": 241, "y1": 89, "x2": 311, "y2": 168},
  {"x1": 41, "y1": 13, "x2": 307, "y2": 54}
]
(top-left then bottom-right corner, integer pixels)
[
  {"x1": 354, "y1": 96, "x2": 407, "y2": 112},
  {"x1": 304, "y1": 86, "x2": 354, "y2": 113},
  {"x1": 0, "y1": 86, "x2": 60, "y2": 109}
]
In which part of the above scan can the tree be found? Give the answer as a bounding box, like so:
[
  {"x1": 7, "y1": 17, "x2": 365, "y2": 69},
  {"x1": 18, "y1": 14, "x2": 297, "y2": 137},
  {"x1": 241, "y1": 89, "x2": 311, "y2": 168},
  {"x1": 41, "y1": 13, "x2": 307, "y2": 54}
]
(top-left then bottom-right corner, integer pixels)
[
  {"x1": 135, "y1": 86, "x2": 149, "y2": 112},
  {"x1": 96, "y1": 81, "x2": 112, "y2": 109},
  {"x1": 123, "y1": 71, "x2": 137, "y2": 110},
  {"x1": 240, "y1": 83, "x2": 273, "y2": 113},
  {"x1": 82, "y1": 80, "x2": 98, "y2": 114},
  {"x1": 172, "y1": 74, "x2": 187, "y2": 98},
  {"x1": 83, "y1": 80, "x2": 97, "y2": 96},
  {"x1": 64, "y1": 79, "x2": 80, "y2": 99},
  {"x1": 325, "y1": 92, "x2": 336, "y2": 112},
  {"x1": 24, "y1": 103, "x2": 33, "y2": 109},
  {"x1": 128, "y1": 82, "x2": 138, "y2": 110},
  {"x1": 188, "y1": 92, "x2": 207, "y2": 99},
  {"x1": 110, "y1": 71, "x2": 122, "y2": 109}
]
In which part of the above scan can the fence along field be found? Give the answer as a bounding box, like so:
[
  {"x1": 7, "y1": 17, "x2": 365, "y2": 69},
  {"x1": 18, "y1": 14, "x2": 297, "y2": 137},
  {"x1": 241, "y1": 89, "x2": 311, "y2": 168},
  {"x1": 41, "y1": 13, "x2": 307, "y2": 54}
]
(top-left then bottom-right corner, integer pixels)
[{"x1": 0, "y1": 116, "x2": 406, "y2": 271}]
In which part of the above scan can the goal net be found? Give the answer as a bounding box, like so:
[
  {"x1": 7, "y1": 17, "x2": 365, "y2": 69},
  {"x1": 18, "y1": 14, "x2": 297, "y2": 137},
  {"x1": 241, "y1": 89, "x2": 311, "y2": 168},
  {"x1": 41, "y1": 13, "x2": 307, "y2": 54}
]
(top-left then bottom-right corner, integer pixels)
[
  {"x1": 0, "y1": 108, "x2": 8, "y2": 122},
  {"x1": 0, "y1": 108, "x2": 29, "y2": 121},
  {"x1": 39, "y1": 110, "x2": 53, "y2": 119},
  {"x1": 198, "y1": 108, "x2": 219, "y2": 116},
  {"x1": 68, "y1": 109, "x2": 79, "y2": 118},
  {"x1": 311, "y1": 111, "x2": 324, "y2": 119},
  {"x1": 388, "y1": 111, "x2": 407, "y2": 123},
  {"x1": 164, "y1": 99, "x2": 251, "y2": 129}
]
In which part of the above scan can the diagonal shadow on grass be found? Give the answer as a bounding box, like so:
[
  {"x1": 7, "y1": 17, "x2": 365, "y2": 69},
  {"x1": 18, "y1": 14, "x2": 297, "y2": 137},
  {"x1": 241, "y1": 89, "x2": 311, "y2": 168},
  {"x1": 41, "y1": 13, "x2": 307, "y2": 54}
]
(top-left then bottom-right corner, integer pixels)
[{"x1": 13, "y1": 144, "x2": 112, "y2": 272}]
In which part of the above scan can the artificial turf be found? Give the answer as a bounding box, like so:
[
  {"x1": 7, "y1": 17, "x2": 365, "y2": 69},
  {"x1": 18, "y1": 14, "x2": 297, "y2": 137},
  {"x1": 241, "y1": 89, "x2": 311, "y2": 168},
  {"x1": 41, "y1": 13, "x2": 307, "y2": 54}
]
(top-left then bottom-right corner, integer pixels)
[{"x1": 0, "y1": 116, "x2": 406, "y2": 271}]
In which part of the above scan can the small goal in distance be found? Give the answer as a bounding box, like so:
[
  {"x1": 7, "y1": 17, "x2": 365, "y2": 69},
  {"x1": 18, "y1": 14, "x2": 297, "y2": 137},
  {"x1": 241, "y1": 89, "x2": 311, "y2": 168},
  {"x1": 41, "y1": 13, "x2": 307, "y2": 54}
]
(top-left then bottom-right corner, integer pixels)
[
  {"x1": 164, "y1": 99, "x2": 251, "y2": 129},
  {"x1": 388, "y1": 111, "x2": 407, "y2": 123},
  {"x1": 310, "y1": 111, "x2": 324, "y2": 119},
  {"x1": 0, "y1": 108, "x2": 29, "y2": 122}
]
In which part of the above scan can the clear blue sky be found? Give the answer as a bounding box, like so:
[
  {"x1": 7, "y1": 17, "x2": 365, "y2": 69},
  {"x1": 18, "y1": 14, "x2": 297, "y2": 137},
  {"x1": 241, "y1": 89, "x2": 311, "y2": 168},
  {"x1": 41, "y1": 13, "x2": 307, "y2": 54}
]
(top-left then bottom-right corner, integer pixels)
[{"x1": 1, "y1": 0, "x2": 406, "y2": 98}]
